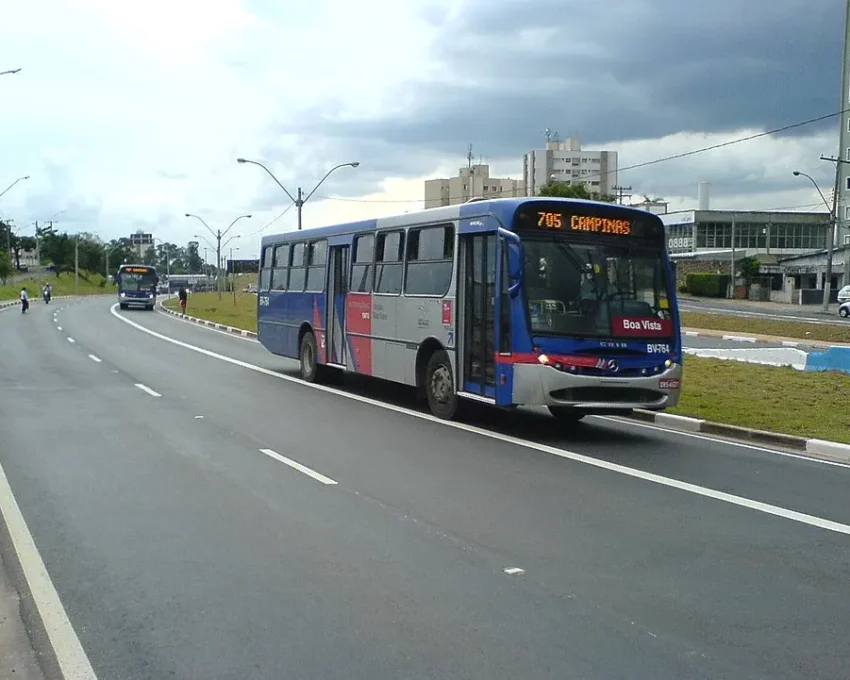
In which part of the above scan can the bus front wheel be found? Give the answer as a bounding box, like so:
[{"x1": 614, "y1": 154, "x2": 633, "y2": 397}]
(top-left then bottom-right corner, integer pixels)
[
  {"x1": 119, "y1": 303, "x2": 128, "y2": 310},
  {"x1": 548, "y1": 406, "x2": 585, "y2": 423},
  {"x1": 299, "y1": 332, "x2": 324, "y2": 383},
  {"x1": 425, "y1": 350, "x2": 458, "y2": 420}
]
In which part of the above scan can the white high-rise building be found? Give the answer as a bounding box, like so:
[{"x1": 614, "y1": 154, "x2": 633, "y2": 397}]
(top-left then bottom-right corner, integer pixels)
[
  {"x1": 836, "y1": 0, "x2": 850, "y2": 245},
  {"x1": 522, "y1": 135, "x2": 618, "y2": 197}
]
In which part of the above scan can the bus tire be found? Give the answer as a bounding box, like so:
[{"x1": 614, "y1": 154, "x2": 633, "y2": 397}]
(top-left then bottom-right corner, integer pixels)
[
  {"x1": 299, "y1": 332, "x2": 324, "y2": 383},
  {"x1": 425, "y1": 350, "x2": 458, "y2": 420},
  {"x1": 547, "y1": 406, "x2": 585, "y2": 423}
]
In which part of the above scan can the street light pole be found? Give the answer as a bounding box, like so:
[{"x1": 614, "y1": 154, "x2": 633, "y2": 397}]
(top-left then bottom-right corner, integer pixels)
[
  {"x1": 185, "y1": 213, "x2": 251, "y2": 299},
  {"x1": 236, "y1": 158, "x2": 359, "y2": 230},
  {"x1": 0, "y1": 175, "x2": 30, "y2": 201},
  {"x1": 795, "y1": 164, "x2": 844, "y2": 312}
]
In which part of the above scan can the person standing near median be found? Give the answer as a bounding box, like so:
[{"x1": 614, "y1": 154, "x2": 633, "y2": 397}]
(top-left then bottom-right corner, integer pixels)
[{"x1": 178, "y1": 285, "x2": 188, "y2": 317}]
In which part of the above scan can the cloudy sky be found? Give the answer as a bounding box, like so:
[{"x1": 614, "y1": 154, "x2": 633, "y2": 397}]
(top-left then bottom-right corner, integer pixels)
[{"x1": 0, "y1": 0, "x2": 844, "y2": 260}]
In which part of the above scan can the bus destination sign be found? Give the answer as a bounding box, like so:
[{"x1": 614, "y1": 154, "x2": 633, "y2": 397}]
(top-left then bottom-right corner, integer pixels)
[
  {"x1": 537, "y1": 211, "x2": 632, "y2": 236},
  {"x1": 122, "y1": 266, "x2": 153, "y2": 274}
]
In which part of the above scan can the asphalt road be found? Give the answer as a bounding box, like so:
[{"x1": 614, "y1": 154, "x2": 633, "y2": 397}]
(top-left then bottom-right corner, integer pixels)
[
  {"x1": 679, "y1": 297, "x2": 849, "y2": 326},
  {"x1": 1, "y1": 297, "x2": 849, "y2": 679}
]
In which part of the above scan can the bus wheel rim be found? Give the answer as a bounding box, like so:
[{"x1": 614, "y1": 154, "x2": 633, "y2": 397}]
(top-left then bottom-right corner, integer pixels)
[{"x1": 431, "y1": 364, "x2": 452, "y2": 403}]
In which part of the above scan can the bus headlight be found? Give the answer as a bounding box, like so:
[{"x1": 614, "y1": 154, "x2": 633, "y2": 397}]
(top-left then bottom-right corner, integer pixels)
[
  {"x1": 119, "y1": 292, "x2": 126, "y2": 298},
  {"x1": 664, "y1": 359, "x2": 672, "y2": 368}
]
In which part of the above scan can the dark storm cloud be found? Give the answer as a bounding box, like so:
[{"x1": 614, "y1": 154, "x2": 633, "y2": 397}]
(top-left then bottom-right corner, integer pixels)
[{"x1": 281, "y1": 0, "x2": 841, "y2": 165}]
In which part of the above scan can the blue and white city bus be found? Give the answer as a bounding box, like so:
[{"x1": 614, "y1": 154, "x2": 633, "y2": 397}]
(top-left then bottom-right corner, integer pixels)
[
  {"x1": 257, "y1": 197, "x2": 682, "y2": 421},
  {"x1": 116, "y1": 264, "x2": 158, "y2": 310}
]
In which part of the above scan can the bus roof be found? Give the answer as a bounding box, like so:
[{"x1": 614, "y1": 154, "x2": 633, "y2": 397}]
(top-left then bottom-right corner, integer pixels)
[
  {"x1": 118, "y1": 263, "x2": 156, "y2": 270},
  {"x1": 260, "y1": 197, "x2": 659, "y2": 247}
]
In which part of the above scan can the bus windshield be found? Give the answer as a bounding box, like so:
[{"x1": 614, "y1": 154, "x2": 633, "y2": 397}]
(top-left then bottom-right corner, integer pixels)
[
  {"x1": 119, "y1": 272, "x2": 157, "y2": 291},
  {"x1": 522, "y1": 237, "x2": 672, "y2": 339}
]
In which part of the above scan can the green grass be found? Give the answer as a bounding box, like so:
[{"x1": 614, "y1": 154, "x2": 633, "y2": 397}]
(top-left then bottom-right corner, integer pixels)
[
  {"x1": 0, "y1": 272, "x2": 110, "y2": 301},
  {"x1": 672, "y1": 356, "x2": 850, "y2": 442},
  {"x1": 680, "y1": 311, "x2": 850, "y2": 344},
  {"x1": 164, "y1": 291, "x2": 257, "y2": 332}
]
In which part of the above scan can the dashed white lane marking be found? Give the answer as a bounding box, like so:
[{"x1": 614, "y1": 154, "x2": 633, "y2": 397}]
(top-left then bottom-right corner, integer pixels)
[
  {"x1": 503, "y1": 568, "x2": 525, "y2": 575},
  {"x1": 259, "y1": 449, "x2": 338, "y2": 486},
  {"x1": 88, "y1": 354, "x2": 101, "y2": 363},
  {"x1": 57, "y1": 326, "x2": 63, "y2": 331},
  {"x1": 194, "y1": 415, "x2": 204, "y2": 419},
  {"x1": 134, "y1": 383, "x2": 161, "y2": 398},
  {"x1": 67, "y1": 337, "x2": 75, "y2": 344},
  {"x1": 0, "y1": 458, "x2": 99, "y2": 679},
  {"x1": 111, "y1": 304, "x2": 850, "y2": 537}
]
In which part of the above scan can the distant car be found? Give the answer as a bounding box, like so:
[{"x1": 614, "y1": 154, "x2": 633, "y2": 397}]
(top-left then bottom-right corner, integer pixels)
[
  {"x1": 838, "y1": 285, "x2": 850, "y2": 304},
  {"x1": 839, "y1": 300, "x2": 850, "y2": 318}
]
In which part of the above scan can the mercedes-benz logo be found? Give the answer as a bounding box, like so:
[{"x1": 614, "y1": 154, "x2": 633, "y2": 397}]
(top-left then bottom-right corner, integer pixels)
[{"x1": 605, "y1": 359, "x2": 619, "y2": 373}]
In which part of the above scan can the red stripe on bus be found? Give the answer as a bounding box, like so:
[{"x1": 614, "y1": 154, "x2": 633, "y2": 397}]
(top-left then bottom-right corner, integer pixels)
[{"x1": 345, "y1": 294, "x2": 372, "y2": 375}]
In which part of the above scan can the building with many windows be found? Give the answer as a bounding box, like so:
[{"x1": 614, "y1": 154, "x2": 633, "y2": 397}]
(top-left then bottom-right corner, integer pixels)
[
  {"x1": 522, "y1": 136, "x2": 618, "y2": 197},
  {"x1": 424, "y1": 164, "x2": 525, "y2": 208},
  {"x1": 661, "y1": 209, "x2": 830, "y2": 258}
]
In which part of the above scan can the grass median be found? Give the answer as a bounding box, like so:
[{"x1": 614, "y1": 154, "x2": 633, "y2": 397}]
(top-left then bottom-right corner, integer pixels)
[
  {"x1": 0, "y1": 272, "x2": 109, "y2": 301},
  {"x1": 680, "y1": 311, "x2": 850, "y2": 344},
  {"x1": 159, "y1": 292, "x2": 850, "y2": 443},
  {"x1": 163, "y1": 291, "x2": 258, "y2": 332}
]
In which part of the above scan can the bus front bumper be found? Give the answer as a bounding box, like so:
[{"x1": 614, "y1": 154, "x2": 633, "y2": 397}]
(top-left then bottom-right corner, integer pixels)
[{"x1": 511, "y1": 362, "x2": 683, "y2": 412}]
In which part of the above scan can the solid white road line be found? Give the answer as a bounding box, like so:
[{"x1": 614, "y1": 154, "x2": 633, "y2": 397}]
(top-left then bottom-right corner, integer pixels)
[
  {"x1": 134, "y1": 383, "x2": 161, "y2": 398},
  {"x1": 0, "y1": 460, "x2": 98, "y2": 679},
  {"x1": 111, "y1": 304, "x2": 850, "y2": 537},
  {"x1": 259, "y1": 449, "x2": 338, "y2": 485},
  {"x1": 595, "y1": 416, "x2": 850, "y2": 469},
  {"x1": 88, "y1": 354, "x2": 102, "y2": 363}
]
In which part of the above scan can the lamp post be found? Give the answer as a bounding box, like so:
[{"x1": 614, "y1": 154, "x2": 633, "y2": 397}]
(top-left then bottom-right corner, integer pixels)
[
  {"x1": 793, "y1": 170, "x2": 837, "y2": 312},
  {"x1": 185, "y1": 212, "x2": 251, "y2": 299},
  {"x1": 236, "y1": 158, "x2": 359, "y2": 230},
  {"x1": 152, "y1": 238, "x2": 172, "y2": 278}
]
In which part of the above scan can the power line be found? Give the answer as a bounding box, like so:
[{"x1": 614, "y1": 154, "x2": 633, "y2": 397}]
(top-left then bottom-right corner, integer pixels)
[{"x1": 310, "y1": 109, "x2": 845, "y2": 206}]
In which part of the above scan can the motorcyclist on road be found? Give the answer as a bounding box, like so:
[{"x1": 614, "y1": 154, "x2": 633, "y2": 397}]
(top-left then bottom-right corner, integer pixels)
[{"x1": 42, "y1": 283, "x2": 51, "y2": 304}]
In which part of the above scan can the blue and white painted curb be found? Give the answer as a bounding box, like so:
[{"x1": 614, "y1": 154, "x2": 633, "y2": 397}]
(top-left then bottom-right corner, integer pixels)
[{"x1": 156, "y1": 298, "x2": 258, "y2": 339}]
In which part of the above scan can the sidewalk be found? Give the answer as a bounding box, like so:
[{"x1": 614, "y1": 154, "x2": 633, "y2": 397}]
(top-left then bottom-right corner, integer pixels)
[
  {"x1": 679, "y1": 295, "x2": 835, "y2": 316},
  {"x1": 0, "y1": 551, "x2": 45, "y2": 679}
]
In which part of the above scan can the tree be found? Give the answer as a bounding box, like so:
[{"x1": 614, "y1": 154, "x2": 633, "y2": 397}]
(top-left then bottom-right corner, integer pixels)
[
  {"x1": 186, "y1": 241, "x2": 203, "y2": 274},
  {"x1": 739, "y1": 256, "x2": 761, "y2": 283},
  {"x1": 0, "y1": 250, "x2": 11, "y2": 284},
  {"x1": 537, "y1": 181, "x2": 617, "y2": 203}
]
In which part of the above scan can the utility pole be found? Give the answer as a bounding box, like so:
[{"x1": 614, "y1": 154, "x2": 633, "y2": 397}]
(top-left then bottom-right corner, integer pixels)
[
  {"x1": 613, "y1": 184, "x2": 632, "y2": 204},
  {"x1": 820, "y1": 154, "x2": 843, "y2": 312}
]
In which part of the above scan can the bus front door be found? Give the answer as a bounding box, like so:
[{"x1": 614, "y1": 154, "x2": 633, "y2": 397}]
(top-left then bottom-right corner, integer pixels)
[
  {"x1": 461, "y1": 234, "x2": 497, "y2": 399},
  {"x1": 326, "y1": 245, "x2": 349, "y2": 367}
]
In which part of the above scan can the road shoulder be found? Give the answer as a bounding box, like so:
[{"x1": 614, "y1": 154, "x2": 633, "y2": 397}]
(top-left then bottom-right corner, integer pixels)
[{"x1": 0, "y1": 550, "x2": 45, "y2": 679}]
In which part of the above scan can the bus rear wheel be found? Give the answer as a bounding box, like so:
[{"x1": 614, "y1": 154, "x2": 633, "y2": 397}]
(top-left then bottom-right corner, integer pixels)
[
  {"x1": 299, "y1": 332, "x2": 325, "y2": 383},
  {"x1": 425, "y1": 350, "x2": 458, "y2": 420},
  {"x1": 547, "y1": 406, "x2": 585, "y2": 423}
]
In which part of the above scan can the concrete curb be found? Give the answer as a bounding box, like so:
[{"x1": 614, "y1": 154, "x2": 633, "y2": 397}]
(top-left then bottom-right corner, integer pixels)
[
  {"x1": 625, "y1": 410, "x2": 850, "y2": 463},
  {"x1": 682, "y1": 327, "x2": 850, "y2": 349},
  {"x1": 156, "y1": 299, "x2": 258, "y2": 339},
  {"x1": 151, "y1": 299, "x2": 850, "y2": 465}
]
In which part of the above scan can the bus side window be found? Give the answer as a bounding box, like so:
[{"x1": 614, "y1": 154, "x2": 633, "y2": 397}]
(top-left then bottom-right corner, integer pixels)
[
  {"x1": 351, "y1": 234, "x2": 374, "y2": 293},
  {"x1": 289, "y1": 243, "x2": 307, "y2": 292},
  {"x1": 272, "y1": 244, "x2": 288, "y2": 291},
  {"x1": 260, "y1": 246, "x2": 273, "y2": 291},
  {"x1": 305, "y1": 240, "x2": 327, "y2": 292},
  {"x1": 375, "y1": 231, "x2": 404, "y2": 295},
  {"x1": 404, "y1": 225, "x2": 454, "y2": 296}
]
